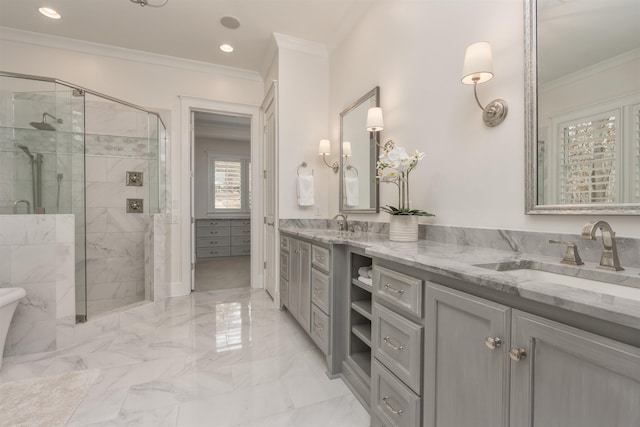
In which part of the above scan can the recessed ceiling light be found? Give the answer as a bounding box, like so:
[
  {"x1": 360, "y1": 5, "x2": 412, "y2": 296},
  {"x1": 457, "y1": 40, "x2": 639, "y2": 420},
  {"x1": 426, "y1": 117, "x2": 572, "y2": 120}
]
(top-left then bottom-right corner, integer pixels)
[
  {"x1": 220, "y1": 44, "x2": 234, "y2": 53},
  {"x1": 38, "y1": 7, "x2": 61, "y2": 19},
  {"x1": 220, "y1": 16, "x2": 240, "y2": 30}
]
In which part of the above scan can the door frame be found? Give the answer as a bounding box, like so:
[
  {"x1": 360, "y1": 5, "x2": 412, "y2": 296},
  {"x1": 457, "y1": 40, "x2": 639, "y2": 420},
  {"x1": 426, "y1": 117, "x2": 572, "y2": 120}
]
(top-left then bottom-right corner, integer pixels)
[{"x1": 179, "y1": 96, "x2": 262, "y2": 294}]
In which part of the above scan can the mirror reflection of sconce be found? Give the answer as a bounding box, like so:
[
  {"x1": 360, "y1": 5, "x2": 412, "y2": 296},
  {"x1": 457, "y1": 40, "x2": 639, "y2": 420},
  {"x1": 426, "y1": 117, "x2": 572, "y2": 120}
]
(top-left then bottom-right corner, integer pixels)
[
  {"x1": 342, "y1": 141, "x2": 352, "y2": 158},
  {"x1": 461, "y1": 41, "x2": 508, "y2": 127},
  {"x1": 319, "y1": 139, "x2": 339, "y2": 173},
  {"x1": 366, "y1": 107, "x2": 384, "y2": 147}
]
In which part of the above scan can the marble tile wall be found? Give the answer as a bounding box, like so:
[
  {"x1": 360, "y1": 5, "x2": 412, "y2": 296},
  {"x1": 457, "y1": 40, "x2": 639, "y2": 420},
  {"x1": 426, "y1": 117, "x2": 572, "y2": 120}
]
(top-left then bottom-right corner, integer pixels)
[
  {"x1": 0, "y1": 215, "x2": 75, "y2": 357},
  {"x1": 279, "y1": 219, "x2": 640, "y2": 269}
]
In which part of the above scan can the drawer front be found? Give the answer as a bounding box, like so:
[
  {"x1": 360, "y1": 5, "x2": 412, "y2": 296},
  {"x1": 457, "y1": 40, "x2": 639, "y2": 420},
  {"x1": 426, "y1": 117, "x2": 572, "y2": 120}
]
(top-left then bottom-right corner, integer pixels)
[
  {"x1": 311, "y1": 245, "x2": 330, "y2": 271},
  {"x1": 373, "y1": 303, "x2": 422, "y2": 394},
  {"x1": 231, "y1": 236, "x2": 251, "y2": 246},
  {"x1": 372, "y1": 360, "x2": 421, "y2": 427},
  {"x1": 280, "y1": 276, "x2": 289, "y2": 309},
  {"x1": 280, "y1": 251, "x2": 289, "y2": 280},
  {"x1": 373, "y1": 265, "x2": 423, "y2": 318},
  {"x1": 196, "y1": 247, "x2": 231, "y2": 258},
  {"x1": 231, "y1": 226, "x2": 251, "y2": 237},
  {"x1": 280, "y1": 236, "x2": 290, "y2": 252},
  {"x1": 197, "y1": 236, "x2": 230, "y2": 248},
  {"x1": 230, "y1": 219, "x2": 251, "y2": 227},
  {"x1": 196, "y1": 219, "x2": 230, "y2": 228},
  {"x1": 311, "y1": 269, "x2": 330, "y2": 314},
  {"x1": 231, "y1": 245, "x2": 251, "y2": 256},
  {"x1": 198, "y1": 226, "x2": 231, "y2": 237},
  {"x1": 310, "y1": 304, "x2": 330, "y2": 355}
]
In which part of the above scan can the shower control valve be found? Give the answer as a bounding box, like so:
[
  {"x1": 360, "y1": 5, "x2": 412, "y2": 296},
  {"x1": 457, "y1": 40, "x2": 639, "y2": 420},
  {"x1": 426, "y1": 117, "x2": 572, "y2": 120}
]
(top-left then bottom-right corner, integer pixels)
[
  {"x1": 126, "y1": 171, "x2": 143, "y2": 186},
  {"x1": 127, "y1": 198, "x2": 144, "y2": 213}
]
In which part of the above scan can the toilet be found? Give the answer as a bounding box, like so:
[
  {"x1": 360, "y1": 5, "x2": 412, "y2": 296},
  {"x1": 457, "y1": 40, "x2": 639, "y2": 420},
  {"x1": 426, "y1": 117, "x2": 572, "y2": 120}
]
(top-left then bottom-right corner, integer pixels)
[{"x1": 0, "y1": 287, "x2": 26, "y2": 369}]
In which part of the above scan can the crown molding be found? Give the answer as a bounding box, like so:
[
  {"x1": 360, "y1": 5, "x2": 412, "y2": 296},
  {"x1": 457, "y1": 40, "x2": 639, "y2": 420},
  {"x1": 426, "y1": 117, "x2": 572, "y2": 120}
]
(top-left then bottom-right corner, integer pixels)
[
  {"x1": 272, "y1": 32, "x2": 328, "y2": 58},
  {"x1": 0, "y1": 26, "x2": 263, "y2": 83}
]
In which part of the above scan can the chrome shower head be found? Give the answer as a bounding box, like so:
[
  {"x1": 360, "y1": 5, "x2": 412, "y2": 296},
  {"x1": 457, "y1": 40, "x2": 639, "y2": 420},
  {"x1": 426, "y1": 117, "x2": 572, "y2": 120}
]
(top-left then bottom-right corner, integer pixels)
[
  {"x1": 30, "y1": 112, "x2": 63, "y2": 131},
  {"x1": 16, "y1": 144, "x2": 34, "y2": 161}
]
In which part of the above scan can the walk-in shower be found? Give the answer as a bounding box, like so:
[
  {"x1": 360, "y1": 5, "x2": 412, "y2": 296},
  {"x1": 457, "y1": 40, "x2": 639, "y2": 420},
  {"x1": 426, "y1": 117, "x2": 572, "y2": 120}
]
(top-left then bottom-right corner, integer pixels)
[{"x1": 0, "y1": 71, "x2": 166, "y2": 321}]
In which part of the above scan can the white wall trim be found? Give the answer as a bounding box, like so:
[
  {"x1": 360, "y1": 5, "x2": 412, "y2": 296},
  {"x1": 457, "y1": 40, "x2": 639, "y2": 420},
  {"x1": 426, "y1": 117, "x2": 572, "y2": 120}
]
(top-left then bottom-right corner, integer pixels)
[
  {"x1": 0, "y1": 26, "x2": 262, "y2": 83},
  {"x1": 179, "y1": 96, "x2": 263, "y2": 295},
  {"x1": 273, "y1": 32, "x2": 327, "y2": 58}
]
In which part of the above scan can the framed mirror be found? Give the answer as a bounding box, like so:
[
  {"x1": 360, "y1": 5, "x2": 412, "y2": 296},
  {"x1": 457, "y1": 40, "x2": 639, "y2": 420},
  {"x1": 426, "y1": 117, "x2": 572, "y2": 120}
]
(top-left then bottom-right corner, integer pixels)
[
  {"x1": 339, "y1": 86, "x2": 380, "y2": 213},
  {"x1": 525, "y1": 0, "x2": 640, "y2": 215}
]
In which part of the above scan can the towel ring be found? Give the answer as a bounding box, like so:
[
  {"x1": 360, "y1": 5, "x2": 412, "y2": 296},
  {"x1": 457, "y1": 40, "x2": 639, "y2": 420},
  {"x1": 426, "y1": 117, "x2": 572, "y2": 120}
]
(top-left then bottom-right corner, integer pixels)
[
  {"x1": 297, "y1": 162, "x2": 313, "y2": 176},
  {"x1": 345, "y1": 164, "x2": 359, "y2": 177}
]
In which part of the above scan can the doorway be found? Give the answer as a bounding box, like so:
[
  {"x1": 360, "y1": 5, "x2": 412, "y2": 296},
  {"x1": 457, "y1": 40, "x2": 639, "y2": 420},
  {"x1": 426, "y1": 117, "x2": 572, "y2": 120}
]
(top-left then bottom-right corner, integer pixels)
[{"x1": 192, "y1": 111, "x2": 252, "y2": 292}]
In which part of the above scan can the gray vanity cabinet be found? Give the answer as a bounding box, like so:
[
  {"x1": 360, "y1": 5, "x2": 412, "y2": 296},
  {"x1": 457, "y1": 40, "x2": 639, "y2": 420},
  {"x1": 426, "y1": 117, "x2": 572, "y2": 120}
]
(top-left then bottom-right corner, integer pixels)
[
  {"x1": 288, "y1": 238, "x2": 311, "y2": 332},
  {"x1": 425, "y1": 283, "x2": 640, "y2": 427},
  {"x1": 510, "y1": 310, "x2": 640, "y2": 427},
  {"x1": 424, "y1": 284, "x2": 510, "y2": 427}
]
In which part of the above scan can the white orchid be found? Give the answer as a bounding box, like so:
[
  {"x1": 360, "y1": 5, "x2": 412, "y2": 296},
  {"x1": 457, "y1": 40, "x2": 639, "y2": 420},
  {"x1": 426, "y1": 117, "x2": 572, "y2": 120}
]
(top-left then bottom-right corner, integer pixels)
[{"x1": 375, "y1": 140, "x2": 433, "y2": 217}]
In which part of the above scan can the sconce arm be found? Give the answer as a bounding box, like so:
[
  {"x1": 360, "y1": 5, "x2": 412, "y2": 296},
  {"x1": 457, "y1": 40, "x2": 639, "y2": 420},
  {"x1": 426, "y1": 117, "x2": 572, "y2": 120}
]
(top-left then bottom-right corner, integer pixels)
[{"x1": 321, "y1": 154, "x2": 339, "y2": 174}]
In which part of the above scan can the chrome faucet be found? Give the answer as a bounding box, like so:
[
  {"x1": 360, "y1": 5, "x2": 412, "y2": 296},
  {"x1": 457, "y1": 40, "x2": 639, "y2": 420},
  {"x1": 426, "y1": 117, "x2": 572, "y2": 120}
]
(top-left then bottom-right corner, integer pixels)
[
  {"x1": 581, "y1": 221, "x2": 624, "y2": 271},
  {"x1": 13, "y1": 199, "x2": 31, "y2": 214},
  {"x1": 333, "y1": 213, "x2": 349, "y2": 231}
]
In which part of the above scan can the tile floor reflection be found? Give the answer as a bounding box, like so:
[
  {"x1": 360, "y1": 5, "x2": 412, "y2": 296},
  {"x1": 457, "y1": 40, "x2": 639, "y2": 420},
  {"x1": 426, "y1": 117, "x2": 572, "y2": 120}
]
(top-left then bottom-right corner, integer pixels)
[{"x1": 0, "y1": 288, "x2": 370, "y2": 427}]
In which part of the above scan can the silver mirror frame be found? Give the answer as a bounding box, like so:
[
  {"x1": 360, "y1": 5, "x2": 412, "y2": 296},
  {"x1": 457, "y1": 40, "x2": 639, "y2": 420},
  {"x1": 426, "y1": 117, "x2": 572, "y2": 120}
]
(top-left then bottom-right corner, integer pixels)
[
  {"x1": 339, "y1": 86, "x2": 380, "y2": 213},
  {"x1": 524, "y1": 0, "x2": 640, "y2": 215}
]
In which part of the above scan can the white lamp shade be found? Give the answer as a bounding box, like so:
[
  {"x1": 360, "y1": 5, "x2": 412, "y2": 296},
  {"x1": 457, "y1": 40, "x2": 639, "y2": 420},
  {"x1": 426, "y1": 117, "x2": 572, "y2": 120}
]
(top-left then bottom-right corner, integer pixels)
[
  {"x1": 342, "y1": 141, "x2": 352, "y2": 157},
  {"x1": 366, "y1": 107, "x2": 384, "y2": 132},
  {"x1": 461, "y1": 41, "x2": 494, "y2": 85},
  {"x1": 319, "y1": 139, "x2": 331, "y2": 155}
]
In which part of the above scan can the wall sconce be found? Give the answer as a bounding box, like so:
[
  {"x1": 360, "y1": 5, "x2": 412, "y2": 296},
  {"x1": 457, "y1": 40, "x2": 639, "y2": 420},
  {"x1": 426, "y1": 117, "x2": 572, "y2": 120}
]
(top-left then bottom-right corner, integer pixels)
[
  {"x1": 319, "y1": 139, "x2": 339, "y2": 173},
  {"x1": 366, "y1": 107, "x2": 385, "y2": 149},
  {"x1": 461, "y1": 41, "x2": 508, "y2": 127},
  {"x1": 342, "y1": 141, "x2": 352, "y2": 158}
]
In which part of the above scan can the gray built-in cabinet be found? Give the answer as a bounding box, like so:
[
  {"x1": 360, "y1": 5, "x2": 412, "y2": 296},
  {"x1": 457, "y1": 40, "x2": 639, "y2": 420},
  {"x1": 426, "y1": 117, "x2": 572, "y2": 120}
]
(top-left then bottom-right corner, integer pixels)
[
  {"x1": 196, "y1": 218, "x2": 250, "y2": 259},
  {"x1": 278, "y1": 231, "x2": 640, "y2": 427}
]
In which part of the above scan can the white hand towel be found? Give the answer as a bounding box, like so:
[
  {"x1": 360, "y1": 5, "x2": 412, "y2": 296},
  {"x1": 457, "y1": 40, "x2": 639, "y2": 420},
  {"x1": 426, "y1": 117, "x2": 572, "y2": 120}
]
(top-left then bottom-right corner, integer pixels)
[
  {"x1": 345, "y1": 176, "x2": 359, "y2": 207},
  {"x1": 358, "y1": 266, "x2": 372, "y2": 279},
  {"x1": 358, "y1": 276, "x2": 372, "y2": 286},
  {"x1": 297, "y1": 175, "x2": 315, "y2": 206}
]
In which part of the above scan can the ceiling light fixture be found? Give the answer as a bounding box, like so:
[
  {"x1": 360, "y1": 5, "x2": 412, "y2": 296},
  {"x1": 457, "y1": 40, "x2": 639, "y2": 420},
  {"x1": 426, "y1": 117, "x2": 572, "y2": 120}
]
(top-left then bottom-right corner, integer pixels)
[
  {"x1": 220, "y1": 44, "x2": 234, "y2": 53},
  {"x1": 38, "y1": 7, "x2": 61, "y2": 19},
  {"x1": 129, "y1": 0, "x2": 168, "y2": 8},
  {"x1": 220, "y1": 16, "x2": 240, "y2": 30}
]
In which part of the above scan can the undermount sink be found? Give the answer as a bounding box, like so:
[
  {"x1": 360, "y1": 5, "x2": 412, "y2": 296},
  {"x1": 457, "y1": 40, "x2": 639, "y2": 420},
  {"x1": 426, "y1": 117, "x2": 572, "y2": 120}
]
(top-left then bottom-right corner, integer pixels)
[{"x1": 475, "y1": 260, "x2": 640, "y2": 294}]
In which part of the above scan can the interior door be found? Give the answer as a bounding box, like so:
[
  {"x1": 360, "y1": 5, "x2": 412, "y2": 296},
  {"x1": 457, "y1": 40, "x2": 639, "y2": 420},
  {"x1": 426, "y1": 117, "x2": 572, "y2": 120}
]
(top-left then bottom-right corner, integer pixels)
[
  {"x1": 262, "y1": 82, "x2": 278, "y2": 300},
  {"x1": 190, "y1": 110, "x2": 196, "y2": 290}
]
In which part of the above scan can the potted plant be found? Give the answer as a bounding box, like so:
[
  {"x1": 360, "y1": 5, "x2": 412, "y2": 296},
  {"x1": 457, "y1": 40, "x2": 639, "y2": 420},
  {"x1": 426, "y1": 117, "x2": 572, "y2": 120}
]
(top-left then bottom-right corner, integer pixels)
[{"x1": 376, "y1": 140, "x2": 434, "y2": 241}]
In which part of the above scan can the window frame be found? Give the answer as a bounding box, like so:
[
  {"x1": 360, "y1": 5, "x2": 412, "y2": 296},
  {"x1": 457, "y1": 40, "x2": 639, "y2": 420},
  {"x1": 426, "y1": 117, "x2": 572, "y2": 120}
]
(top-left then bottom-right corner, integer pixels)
[{"x1": 207, "y1": 153, "x2": 251, "y2": 214}]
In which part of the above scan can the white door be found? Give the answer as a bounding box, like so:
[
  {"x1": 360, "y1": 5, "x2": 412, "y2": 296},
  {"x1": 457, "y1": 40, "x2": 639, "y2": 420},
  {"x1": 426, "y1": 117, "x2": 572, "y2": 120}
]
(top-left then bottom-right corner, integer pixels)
[
  {"x1": 189, "y1": 111, "x2": 196, "y2": 290},
  {"x1": 262, "y1": 82, "x2": 278, "y2": 300}
]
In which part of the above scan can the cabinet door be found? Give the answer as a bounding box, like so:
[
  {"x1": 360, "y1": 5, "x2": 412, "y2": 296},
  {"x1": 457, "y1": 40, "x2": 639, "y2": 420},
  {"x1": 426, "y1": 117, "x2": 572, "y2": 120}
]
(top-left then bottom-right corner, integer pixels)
[
  {"x1": 510, "y1": 310, "x2": 640, "y2": 427},
  {"x1": 297, "y1": 240, "x2": 312, "y2": 332},
  {"x1": 424, "y1": 284, "x2": 511, "y2": 427}
]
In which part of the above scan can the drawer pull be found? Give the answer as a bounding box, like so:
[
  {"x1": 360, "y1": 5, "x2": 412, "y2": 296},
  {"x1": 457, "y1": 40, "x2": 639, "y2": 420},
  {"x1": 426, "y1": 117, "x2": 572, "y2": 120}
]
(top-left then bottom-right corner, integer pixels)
[
  {"x1": 209, "y1": 231, "x2": 218, "y2": 234},
  {"x1": 383, "y1": 336, "x2": 405, "y2": 351},
  {"x1": 316, "y1": 254, "x2": 325, "y2": 261},
  {"x1": 509, "y1": 347, "x2": 527, "y2": 362},
  {"x1": 313, "y1": 287, "x2": 324, "y2": 295},
  {"x1": 485, "y1": 337, "x2": 502, "y2": 350},
  {"x1": 313, "y1": 322, "x2": 324, "y2": 332},
  {"x1": 382, "y1": 396, "x2": 404, "y2": 415},
  {"x1": 384, "y1": 283, "x2": 405, "y2": 294}
]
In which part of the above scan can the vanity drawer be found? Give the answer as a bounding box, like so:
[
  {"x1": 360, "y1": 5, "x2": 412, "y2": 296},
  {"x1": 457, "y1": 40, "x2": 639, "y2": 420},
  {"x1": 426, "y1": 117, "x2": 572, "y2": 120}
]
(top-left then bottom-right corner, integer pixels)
[
  {"x1": 196, "y1": 247, "x2": 231, "y2": 258},
  {"x1": 231, "y1": 245, "x2": 251, "y2": 256},
  {"x1": 373, "y1": 265, "x2": 423, "y2": 318},
  {"x1": 373, "y1": 303, "x2": 422, "y2": 394},
  {"x1": 198, "y1": 226, "x2": 231, "y2": 237},
  {"x1": 231, "y1": 236, "x2": 251, "y2": 246},
  {"x1": 230, "y1": 219, "x2": 251, "y2": 227},
  {"x1": 310, "y1": 304, "x2": 330, "y2": 355},
  {"x1": 311, "y1": 269, "x2": 330, "y2": 314},
  {"x1": 312, "y1": 245, "x2": 330, "y2": 271},
  {"x1": 197, "y1": 237, "x2": 230, "y2": 248},
  {"x1": 372, "y1": 360, "x2": 421, "y2": 427},
  {"x1": 280, "y1": 251, "x2": 289, "y2": 279},
  {"x1": 280, "y1": 236, "x2": 290, "y2": 252},
  {"x1": 231, "y1": 226, "x2": 251, "y2": 237},
  {"x1": 197, "y1": 219, "x2": 230, "y2": 228}
]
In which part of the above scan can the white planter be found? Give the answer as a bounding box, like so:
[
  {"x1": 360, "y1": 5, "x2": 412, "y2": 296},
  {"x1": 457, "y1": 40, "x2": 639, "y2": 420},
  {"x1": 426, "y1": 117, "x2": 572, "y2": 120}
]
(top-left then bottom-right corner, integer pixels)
[{"x1": 389, "y1": 215, "x2": 419, "y2": 242}]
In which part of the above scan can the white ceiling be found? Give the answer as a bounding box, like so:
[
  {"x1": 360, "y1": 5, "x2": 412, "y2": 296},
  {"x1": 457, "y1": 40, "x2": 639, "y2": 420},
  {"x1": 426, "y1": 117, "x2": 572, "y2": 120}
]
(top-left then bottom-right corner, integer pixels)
[{"x1": 0, "y1": 0, "x2": 374, "y2": 74}]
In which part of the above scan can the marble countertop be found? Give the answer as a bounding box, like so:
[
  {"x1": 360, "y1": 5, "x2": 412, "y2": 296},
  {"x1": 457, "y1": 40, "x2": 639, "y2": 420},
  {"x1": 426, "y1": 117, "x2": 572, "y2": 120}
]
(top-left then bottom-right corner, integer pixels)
[{"x1": 279, "y1": 227, "x2": 640, "y2": 330}]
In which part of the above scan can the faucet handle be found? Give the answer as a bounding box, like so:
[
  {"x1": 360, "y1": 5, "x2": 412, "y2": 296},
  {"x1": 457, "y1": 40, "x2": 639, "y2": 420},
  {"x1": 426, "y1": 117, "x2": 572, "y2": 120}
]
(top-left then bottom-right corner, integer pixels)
[{"x1": 549, "y1": 240, "x2": 584, "y2": 266}]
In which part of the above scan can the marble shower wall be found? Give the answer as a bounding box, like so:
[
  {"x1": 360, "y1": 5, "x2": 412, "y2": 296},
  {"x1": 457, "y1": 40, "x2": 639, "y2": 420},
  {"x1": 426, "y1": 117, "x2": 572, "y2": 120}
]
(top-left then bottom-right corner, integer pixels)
[{"x1": 0, "y1": 215, "x2": 75, "y2": 357}]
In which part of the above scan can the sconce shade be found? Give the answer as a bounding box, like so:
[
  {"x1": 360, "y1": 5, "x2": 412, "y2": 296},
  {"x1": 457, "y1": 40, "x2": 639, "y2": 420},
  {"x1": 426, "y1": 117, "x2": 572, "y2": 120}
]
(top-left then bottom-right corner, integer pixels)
[
  {"x1": 343, "y1": 141, "x2": 352, "y2": 157},
  {"x1": 366, "y1": 107, "x2": 384, "y2": 131},
  {"x1": 319, "y1": 139, "x2": 331, "y2": 155},
  {"x1": 462, "y1": 41, "x2": 494, "y2": 85}
]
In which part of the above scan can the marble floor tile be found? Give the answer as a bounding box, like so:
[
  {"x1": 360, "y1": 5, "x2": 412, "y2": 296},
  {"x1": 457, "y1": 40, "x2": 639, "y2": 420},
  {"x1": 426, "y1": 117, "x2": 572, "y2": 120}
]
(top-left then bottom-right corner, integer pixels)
[{"x1": 0, "y1": 288, "x2": 370, "y2": 426}]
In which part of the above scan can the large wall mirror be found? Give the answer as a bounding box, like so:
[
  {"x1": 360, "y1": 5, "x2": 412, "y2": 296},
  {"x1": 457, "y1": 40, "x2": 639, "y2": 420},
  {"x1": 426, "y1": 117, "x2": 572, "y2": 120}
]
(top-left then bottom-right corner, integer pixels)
[
  {"x1": 339, "y1": 86, "x2": 380, "y2": 213},
  {"x1": 525, "y1": 0, "x2": 640, "y2": 215}
]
